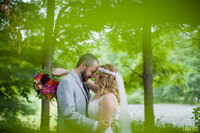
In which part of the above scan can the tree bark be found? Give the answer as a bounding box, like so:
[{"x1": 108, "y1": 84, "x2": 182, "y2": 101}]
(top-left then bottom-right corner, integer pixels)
[
  {"x1": 41, "y1": 0, "x2": 55, "y2": 132},
  {"x1": 198, "y1": 26, "x2": 200, "y2": 48},
  {"x1": 142, "y1": 24, "x2": 155, "y2": 132}
]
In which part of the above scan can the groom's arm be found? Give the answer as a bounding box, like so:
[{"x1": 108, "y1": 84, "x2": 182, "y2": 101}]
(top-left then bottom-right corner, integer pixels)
[{"x1": 57, "y1": 77, "x2": 97, "y2": 132}]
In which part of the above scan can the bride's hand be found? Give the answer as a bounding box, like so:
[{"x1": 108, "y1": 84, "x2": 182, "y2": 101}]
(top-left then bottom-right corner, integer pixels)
[{"x1": 52, "y1": 68, "x2": 69, "y2": 77}]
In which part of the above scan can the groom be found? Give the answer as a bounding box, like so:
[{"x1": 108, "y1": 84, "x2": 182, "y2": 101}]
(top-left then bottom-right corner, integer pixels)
[{"x1": 57, "y1": 53, "x2": 108, "y2": 133}]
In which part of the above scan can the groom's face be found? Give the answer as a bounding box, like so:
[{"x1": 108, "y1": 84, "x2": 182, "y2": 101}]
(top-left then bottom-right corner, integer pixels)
[{"x1": 81, "y1": 61, "x2": 98, "y2": 82}]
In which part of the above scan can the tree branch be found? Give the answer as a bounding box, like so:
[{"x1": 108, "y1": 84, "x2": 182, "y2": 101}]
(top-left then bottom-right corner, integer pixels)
[
  {"x1": 53, "y1": 2, "x2": 83, "y2": 39},
  {"x1": 52, "y1": 2, "x2": 83, "y2": 53},
  {"x1": 123, "y1": 65, "x2": 143, "y2": 78}
]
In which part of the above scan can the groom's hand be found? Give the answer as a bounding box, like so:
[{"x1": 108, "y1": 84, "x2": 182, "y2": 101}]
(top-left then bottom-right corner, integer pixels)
[{"x1": 96, "y1": 120, "x2": 109, "y2": 133}]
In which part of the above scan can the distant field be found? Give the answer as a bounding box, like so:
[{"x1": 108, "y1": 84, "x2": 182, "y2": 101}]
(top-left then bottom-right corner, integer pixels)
[{"x1": 129, "y1": 104, "x2": 198, "y2": 126}]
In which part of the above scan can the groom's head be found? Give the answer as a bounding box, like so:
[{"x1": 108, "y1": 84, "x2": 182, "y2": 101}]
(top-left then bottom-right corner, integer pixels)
[{"x1": 76, "y1": 53, "x2": 99, "y2": 82}]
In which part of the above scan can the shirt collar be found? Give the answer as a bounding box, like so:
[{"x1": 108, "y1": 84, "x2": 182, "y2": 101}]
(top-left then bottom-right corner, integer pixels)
[{"x1": 69, "y1": 70, "x2": 83, "y2": 83}]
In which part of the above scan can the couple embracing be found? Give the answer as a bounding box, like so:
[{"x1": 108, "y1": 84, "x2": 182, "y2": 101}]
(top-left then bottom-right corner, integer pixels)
[{"x1": 53, "y1": 53, "x2": 132, "y2": 133}]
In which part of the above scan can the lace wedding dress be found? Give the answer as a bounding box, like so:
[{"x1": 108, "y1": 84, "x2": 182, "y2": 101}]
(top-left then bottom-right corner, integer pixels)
[{"x1": 88, "y1": 93, "x2": 119, "y2": 133}]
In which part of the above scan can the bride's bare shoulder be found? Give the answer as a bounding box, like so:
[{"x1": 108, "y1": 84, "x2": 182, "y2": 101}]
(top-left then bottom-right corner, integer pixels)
[
  {"x1": 100, "y1": 93, "x2": 117, "y2": 109},
  {"x1": 102, "y1": 93, "x2": 115, "y2": 100}
]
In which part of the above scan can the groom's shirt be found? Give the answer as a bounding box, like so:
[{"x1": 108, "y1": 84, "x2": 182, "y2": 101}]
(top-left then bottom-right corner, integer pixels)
[{"x1": 82, "y1": 82, "x2": 91, "y2": 100}]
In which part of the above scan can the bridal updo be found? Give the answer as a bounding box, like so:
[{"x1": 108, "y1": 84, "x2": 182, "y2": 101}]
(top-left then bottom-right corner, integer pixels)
[{"x1": 96, "y1": 64, "x2": 120, "y2": 103}]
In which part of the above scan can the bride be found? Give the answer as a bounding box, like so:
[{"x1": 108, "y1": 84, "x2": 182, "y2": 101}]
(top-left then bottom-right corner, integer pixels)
[{"x1": 53, "y1": 64, "x2": 132, "y2": 133}]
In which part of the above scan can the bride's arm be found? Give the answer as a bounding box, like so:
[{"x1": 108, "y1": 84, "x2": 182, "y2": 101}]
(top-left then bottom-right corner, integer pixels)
[
  {"x1": 52, "y1": 68, "x2": 99, "y2": 93},
  {"x1": 98, "y1": 94, "x2": 117, "y2": 127},
  {"x1": 85, "y1": 80, "x2": 99, "y2": 93},
  {"x1": 52, "y1": 68, "x2": 69, "y2": 77}
]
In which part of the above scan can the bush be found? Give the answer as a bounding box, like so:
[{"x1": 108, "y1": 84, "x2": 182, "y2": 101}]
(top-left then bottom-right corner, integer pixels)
[
  {"x1": 0, "y1": 117, "x2": 38, "y2": 133},
  {"x1": 192, "y1": 106, "x2": 200, "y2": 132}
]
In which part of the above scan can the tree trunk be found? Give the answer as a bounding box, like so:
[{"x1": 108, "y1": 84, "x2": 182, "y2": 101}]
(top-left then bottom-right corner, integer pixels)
[
  {"x1": 142, "y1": 24, "x2": 155, "y2": 132},
  {"x1": 198, "y1": 26, "x2": 200, "y2": 48},
  {"x1": 41, "y1": 0, "x2": 55, "y2": 132}
]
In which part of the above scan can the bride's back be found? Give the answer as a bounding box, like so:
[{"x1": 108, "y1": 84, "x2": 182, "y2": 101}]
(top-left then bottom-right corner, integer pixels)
[{"x1": 88, "y1": 93, "x2": 120, "y2": 133}]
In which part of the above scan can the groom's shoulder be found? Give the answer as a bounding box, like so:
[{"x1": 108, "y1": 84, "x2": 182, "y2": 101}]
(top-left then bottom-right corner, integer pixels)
[{"x1": 60, "y1": 73, "x2": 75, "y2": 83}]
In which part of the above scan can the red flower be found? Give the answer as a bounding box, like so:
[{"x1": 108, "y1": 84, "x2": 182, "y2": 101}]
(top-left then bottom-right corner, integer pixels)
[
  {"x1": 54, "y1": 81, "x2": 59, "y2": 88},
  {"x1": 36, "y1": 73, "x2": 44, "y2": 80},
  {"x1": 46, "y1": 79, "x2": 54, "y2": 86}
]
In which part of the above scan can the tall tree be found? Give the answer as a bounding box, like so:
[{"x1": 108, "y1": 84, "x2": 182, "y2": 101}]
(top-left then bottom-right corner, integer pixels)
[
  {"x1": 142, "y1": 24, "x2": 154, "y2": 131},
  {"x1": 41, "y1": 0, "x2": 55, "y2": 132}
]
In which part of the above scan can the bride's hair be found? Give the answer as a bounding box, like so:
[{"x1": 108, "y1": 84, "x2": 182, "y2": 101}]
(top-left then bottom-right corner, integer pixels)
[{"x1": 96, "y1": 64, "x2": 120, "y2": 103}]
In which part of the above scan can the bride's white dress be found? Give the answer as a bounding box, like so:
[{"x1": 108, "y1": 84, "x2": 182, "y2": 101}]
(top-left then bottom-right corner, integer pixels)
[{"x1": 88, "y1": 93, "x2": 119, "y2": 133}]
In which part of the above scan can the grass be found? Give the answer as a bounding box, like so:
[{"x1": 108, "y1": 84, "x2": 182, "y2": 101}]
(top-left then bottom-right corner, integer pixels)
[
  {"x1": 0, "y1": 118, "x2": 198, "y2": 133},
  {"x1": 131, "y1": 120, "x2": 198, "y2": 133}
]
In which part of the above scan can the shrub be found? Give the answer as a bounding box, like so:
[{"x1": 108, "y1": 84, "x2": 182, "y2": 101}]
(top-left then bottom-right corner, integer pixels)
[
  {"x1": 192, "y1": 106, "x2": 200, "y2": 132},
  {"x1": 0, "y1": 117, "x2": 38, "y2": 133}
]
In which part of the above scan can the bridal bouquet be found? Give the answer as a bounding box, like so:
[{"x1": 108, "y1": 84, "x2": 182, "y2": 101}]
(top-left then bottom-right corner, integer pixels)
[{"x1": 33, "y1": 73, "x2": 59, "y2": 101}]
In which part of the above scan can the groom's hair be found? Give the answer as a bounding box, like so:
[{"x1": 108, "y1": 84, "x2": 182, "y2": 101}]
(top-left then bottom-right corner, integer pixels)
[{"x1": 75, "y1": 53, "x2": 99, "y2": 68}]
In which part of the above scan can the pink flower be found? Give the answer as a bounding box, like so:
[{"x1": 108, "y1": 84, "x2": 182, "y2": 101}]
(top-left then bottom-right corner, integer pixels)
[{"x1": 41, "y1": 84, "x2": 51, "y2": 94}]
